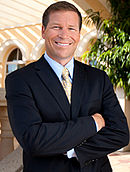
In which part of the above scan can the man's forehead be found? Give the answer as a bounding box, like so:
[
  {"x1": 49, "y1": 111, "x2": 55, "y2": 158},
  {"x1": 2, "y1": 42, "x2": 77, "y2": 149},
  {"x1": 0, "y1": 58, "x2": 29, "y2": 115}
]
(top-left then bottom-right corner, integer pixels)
[
  {"x1": 48, "y1": 11, "x2": 79, "y2": 23},
  {"x1": 49, "y1": 10, "x2": 78, "y2": 18}
]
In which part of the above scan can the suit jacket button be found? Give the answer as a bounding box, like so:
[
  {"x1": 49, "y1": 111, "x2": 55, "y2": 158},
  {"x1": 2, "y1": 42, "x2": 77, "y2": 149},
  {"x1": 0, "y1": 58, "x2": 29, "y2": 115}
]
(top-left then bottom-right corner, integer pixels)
[{"x1": 85, "y1": 160, "x2": 91, "y2": 166}]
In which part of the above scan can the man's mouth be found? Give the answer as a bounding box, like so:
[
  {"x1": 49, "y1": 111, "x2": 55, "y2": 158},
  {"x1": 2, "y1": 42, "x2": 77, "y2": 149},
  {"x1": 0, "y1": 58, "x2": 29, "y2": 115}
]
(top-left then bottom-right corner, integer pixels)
[{"x1": 55, "y1": 41, "x2": 72, "y2": 46}]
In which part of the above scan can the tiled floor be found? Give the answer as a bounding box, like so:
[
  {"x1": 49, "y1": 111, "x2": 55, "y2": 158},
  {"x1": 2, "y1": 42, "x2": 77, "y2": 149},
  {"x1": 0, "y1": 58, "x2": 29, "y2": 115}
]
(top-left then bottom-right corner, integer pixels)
[{"x1": 109, "y1": 152, "x2": 130, "y2": 172}]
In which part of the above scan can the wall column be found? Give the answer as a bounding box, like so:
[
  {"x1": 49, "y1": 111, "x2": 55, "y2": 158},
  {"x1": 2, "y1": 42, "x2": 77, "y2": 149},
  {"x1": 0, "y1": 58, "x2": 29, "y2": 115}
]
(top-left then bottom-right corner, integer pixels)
[
  {"x1": 0, "y1": 88, "x2": 14, "y2": 160},
  {"x1": 116, "y1": 87, "x2": 130, "y2": 151}
]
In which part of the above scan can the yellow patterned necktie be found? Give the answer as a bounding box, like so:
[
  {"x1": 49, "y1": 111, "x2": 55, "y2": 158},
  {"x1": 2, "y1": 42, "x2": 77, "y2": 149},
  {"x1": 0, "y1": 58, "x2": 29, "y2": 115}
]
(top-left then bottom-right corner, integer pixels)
[{"x1": 61, "y1": 67, "x2": 72, "y2": 103}]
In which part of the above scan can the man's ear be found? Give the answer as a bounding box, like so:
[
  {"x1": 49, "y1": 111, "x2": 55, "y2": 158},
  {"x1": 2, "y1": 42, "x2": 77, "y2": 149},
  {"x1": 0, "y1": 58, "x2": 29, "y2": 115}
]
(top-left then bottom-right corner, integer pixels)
[{"x1": 42, "y1": 25, "x2": 45, "y2": 39}]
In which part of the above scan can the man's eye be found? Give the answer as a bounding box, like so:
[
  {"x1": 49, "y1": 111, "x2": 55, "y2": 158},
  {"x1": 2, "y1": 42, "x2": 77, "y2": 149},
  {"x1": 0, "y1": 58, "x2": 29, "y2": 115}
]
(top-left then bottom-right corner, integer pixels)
[
  {"x1": 69, "y1": 28, "x2": 75, "y2": 31},
  {"x1": 53, "y1": 26, "x2": 61, "y2": 29}
]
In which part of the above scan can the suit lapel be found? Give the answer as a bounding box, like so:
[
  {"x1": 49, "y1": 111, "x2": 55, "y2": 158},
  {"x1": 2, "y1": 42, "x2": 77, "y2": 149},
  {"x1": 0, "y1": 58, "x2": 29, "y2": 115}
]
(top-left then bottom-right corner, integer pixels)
[
  {"x1": 34, "y1": 55, "x2": 70, "y2": 120},
  {"x1": 71, "y1": 60, "x2": 86, "y2": 119}
]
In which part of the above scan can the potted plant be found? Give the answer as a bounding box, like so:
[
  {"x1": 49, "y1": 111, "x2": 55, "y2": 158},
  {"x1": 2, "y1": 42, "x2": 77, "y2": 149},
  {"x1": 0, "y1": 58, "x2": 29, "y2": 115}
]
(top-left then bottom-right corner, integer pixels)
[{"x1": 82, "y1": 0, "x2": 130, "y2": 98}]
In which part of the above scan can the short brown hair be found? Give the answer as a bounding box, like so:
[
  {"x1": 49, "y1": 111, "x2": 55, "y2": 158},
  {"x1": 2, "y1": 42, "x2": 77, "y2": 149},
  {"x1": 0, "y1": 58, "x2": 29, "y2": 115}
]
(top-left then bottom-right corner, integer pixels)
[{"x1": 42, "y1": 1, "x2": 82, "y2": 31}]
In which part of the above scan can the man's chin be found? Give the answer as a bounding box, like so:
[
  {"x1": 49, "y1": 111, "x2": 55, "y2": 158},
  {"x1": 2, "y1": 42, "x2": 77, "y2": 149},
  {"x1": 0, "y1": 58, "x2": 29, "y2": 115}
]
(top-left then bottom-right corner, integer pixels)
[
  {"x1": 58, "y1": 55, "x2": 73, "y2": 60},
  {"x1": 51, "y1": 55, "x2": 73, "y2": 65},
  {"x1": 56, "y1": 51, "x2": 74, "y2": 59}
]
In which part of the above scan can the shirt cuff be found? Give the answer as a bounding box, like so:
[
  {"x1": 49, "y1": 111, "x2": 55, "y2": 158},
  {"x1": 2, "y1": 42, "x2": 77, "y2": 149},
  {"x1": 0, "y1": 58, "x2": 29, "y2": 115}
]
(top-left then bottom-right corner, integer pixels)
[
  {"x1": 67, "y1": 148, "x2": 77, "y2": 158},
  {"x1": 94, "y1": 121, "x2": 99, "y2": 132}
]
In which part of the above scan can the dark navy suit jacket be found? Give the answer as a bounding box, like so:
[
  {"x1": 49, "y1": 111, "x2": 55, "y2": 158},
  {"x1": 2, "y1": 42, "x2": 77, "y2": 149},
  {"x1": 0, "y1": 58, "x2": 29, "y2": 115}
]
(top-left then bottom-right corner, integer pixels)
[{"x1": 5, "y1": 55, "x2": 129, "y2": 172}]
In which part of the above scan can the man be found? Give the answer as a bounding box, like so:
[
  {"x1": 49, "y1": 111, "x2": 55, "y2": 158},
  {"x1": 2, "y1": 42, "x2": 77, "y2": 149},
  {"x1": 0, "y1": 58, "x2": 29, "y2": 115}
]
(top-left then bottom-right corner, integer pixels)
[{"x1": 5, "y1": 1, "x2": 129, "y2": 172}]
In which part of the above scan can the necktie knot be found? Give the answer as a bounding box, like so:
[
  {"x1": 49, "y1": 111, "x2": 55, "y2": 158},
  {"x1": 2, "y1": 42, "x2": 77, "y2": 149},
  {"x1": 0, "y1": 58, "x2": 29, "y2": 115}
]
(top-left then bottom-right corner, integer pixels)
[{"x1": 62, "y1": 67, "x2": 70, "y2": 80}]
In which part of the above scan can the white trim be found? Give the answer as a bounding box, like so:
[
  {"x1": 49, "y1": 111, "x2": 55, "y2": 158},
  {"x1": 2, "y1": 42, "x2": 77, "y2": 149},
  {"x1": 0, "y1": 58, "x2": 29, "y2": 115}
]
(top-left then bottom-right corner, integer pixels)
[
  {"x1": 75, "y1": 29, "x2": 97, "y2": 57},
  {"x1": 31, "y1": 38, "x2": 45, "y2": 60},
  {"x1": 0, "y1": 39, "x2": 27, "y2": 62}
]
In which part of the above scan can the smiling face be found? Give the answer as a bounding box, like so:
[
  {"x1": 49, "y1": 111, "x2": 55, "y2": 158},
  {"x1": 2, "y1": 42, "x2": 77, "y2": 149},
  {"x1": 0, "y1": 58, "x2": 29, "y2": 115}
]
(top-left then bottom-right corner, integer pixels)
[{"x1": 42, "y1": 10, "x2": 80, "y2": 65}]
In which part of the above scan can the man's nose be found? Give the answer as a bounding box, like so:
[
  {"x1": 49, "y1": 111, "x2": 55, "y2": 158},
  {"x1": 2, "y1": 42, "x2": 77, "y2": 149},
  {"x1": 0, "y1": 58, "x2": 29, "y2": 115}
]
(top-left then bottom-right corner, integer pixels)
[{"x1": 59, "y1": 28, "x2": 69, "y2": 38}]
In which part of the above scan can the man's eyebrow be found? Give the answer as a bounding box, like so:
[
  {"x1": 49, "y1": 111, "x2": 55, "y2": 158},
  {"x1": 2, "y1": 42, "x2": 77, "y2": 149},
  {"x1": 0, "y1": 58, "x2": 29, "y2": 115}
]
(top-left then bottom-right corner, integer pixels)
[
  {"x1": 68, "y1": 24, "x2": 78, "y2": 27},
  {"x1": 50, "y1": 23, "x2": 60, "y2": 25},
  {"x1": 50, "y1": 23, "x2": 78, "y2": 27}
]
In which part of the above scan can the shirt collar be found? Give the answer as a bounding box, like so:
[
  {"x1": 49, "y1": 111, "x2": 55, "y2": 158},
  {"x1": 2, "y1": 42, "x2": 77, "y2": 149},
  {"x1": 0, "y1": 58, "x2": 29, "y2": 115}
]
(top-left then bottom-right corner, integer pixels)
[{"x1": 44, "y1": 51, "x2": 74, "y2": 81}]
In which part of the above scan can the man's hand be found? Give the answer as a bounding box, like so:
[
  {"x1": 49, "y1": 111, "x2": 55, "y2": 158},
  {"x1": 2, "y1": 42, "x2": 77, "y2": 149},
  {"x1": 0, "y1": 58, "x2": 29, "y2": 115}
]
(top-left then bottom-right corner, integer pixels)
[{"x1": 92, "y1": 113, "x2": 105, "y2": 131}]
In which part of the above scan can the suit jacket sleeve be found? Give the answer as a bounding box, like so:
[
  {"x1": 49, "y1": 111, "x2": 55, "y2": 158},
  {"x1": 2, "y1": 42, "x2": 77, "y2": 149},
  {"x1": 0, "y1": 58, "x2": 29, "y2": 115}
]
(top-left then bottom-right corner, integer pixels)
[
  {"x1": 75, "y1": 72, "x2": 129, "y2": 167},
  {"x1": 5, "y1": 71, "x2": 97, "y2": 157}
]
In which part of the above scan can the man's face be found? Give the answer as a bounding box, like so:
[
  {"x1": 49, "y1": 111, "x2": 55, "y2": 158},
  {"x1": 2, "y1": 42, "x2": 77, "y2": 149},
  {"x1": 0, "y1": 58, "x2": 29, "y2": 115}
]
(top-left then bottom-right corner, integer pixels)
[{"x1": 42, "y1": 10, "x2": 80, "y2": 65}]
